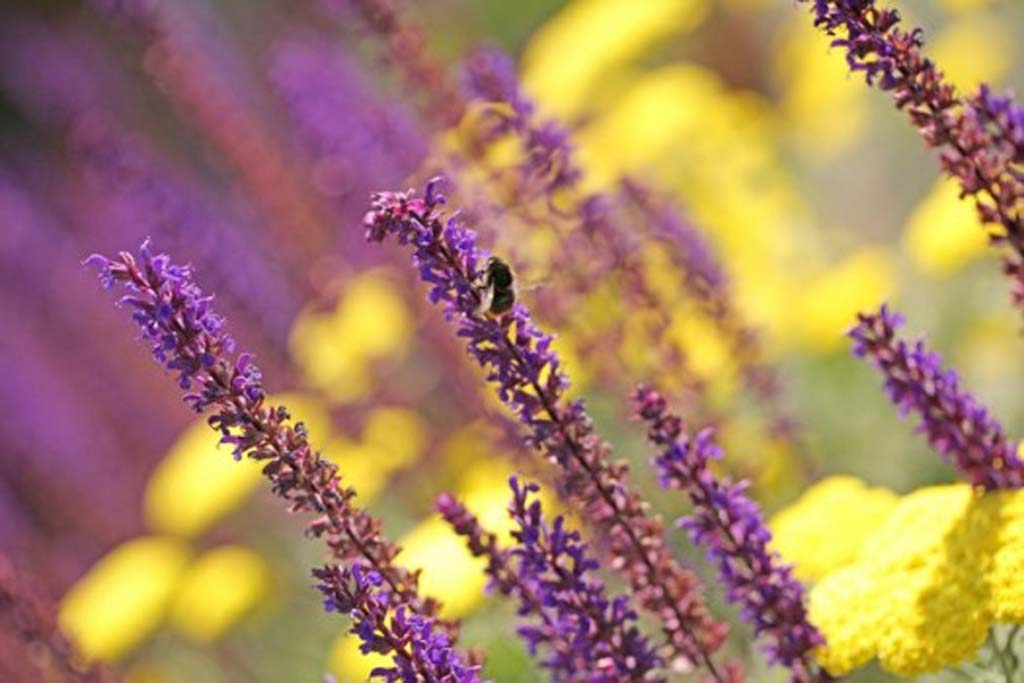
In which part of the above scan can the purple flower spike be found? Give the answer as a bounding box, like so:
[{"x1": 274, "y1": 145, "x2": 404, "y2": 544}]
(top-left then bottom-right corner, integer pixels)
[
  {"x1": 635, "y1": 385, "x2": 827, "y2": 683},
  {"x1": 366, "y1": 181, "x2": 736, "y2": 683},
  {"x1": 438, "y1": 481, "x2": 664, "y2": 683},
  {"x1": 799, "y1": 0, "x2": 1024, "y2": 311},
  {"x1": 849, "y1": 304, "x2": 1024, "y2": 490},
  {"x1": 315, "y1": 563, "x2": 480, "y2": 683},
  {"x1": 87, "y1": 242, "x2": 460, "y2": 640}
]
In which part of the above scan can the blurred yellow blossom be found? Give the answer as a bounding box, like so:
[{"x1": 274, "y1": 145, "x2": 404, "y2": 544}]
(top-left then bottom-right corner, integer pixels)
[
  {"x1": 399, "y1": 517, "x2": 490, "y2": 619},
  {"x1": 716, "y1": 416, "x2": 806, "y2": 504},
  {"x1": 399, "y1": 462, "x2": 521, "y2": 619},
  {"x1": 573, "y1": 63, "x2": 824, "y2": 350},
  {"x1": 545, "y1": 333, "x2": 588, "y2": 397},
  {"x1": 774, "y1": 17, "x2": 869, "y2": 160},
  {"x1": 324, "y1": 406, "x2": 427, "y2": 502},
  {"x1": 796, "y1": 247, "x2": 895, "y2": 352},
  {"x1": 666, "y1": 304, "x2": 733, "y2": 391},
  {"x1": 990, "y1": 487, "x2": 1024, "y2": 622},
  {"x1": 60, "y1": 537, "x2": 191, "y2": 661},
  {"x1": 329, "y1": 636, "x2": 391, "y2": 683},
  {"x1": 521, "y1": 0, "x2": 710, "y2": 121},
  {"x1": 362, "y1": 407, "x2": 427, "y2": 471},
  {"x1": 809, "y1": 484, "x2": 1024, "y2": 677},
  {"x1": 144, "y1": 421, "x2": 263, "y2": 538},
  {"x1": 955, "y1": 314, "x2": 1023, "y2": 390},
  {"x1": 323, "y1": 438, "x2": 390, "y2": 503},
  {"x1": 169, "y1": 545, "x2": 270, "y2": 643},
  {"x1": 440, "y1": 420, "x2": 505, "y2": 473},
  {"x1": 904, "y1": 177, "x2": 991, "y2": 276},
  {"x1": 289, "y1": 270, "x2": 412, "y2": 403},
  {"x1": 145, "y1": 392, "x2": 330, "y2": 537},
  {"x1": 769, "y1": 476, "x2": 898, "y2": 581},
  {"x1": 931, "y1": 14, "x2": 1013, "y2": 91}
]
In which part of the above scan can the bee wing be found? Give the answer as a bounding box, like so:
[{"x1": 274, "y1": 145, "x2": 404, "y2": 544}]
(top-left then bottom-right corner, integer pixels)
[
  {"x1": 515, "y1": 277, "x2": 548, "y2": 293},
  {"x1": 475, "y1": 283, "x2": 495, "y2": 316}
]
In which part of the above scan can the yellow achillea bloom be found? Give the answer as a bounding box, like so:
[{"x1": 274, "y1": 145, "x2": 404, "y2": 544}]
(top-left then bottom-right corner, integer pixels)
[
  {"x1": 769, "y1": 476, "x2": 898, "y2": 581},
  {"x1": 796, "y1": 247, "x2": 896, "y2": 352},
  {"x1": 904, "y1": 177, "x2": 991, "y2": 277},
  {"x1": 60, "y1": 537, "x2": 191, "y2": 661},
  {"x1": 809, "y1": 484, "x2": 1024, "y2": 677},
  {"x1": 521, "y1": 0, "x2": 710, "y2": 121},
  {"x1": 144, "y1": 392, "x2": 331, "y2": 537},
  {"x1": 289, "y1": 270, "x2": 411, "y2": 403},
  {"x1": 168, "y1": 545, "x2": 270, "y2": 642},
  {"x1": 774, "y1": 16, "x2": 869, "y2": 161},
  {"x1": 930, "y1": 14, "x2": 1013, "y2": 92}
]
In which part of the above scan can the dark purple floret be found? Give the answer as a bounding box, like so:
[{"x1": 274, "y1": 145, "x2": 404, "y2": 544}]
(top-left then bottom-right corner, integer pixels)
[
  {"x1": 635, "y1": 385, "x2": 826, "y2": 683},
  {"x1": 438, "y1": 480, "x2": 663, "y2": 683},
  {"x1": 84, "y1": 242, "x2": 253, "y2": 410},
  {"x1": 315, "y1": 563, "x2": 480, "y2": 683},
  {"x1": 366, "y1": 180, "x2": 736, "y2": 683},
  {"x1": 849, "y1": 304, "x2": 1024, "y2": 490}
]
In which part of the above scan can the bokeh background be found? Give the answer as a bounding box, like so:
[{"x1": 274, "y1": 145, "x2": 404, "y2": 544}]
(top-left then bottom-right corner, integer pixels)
[{"x1": 2, "y1": 0, "x2": 1023, "y2": 681}]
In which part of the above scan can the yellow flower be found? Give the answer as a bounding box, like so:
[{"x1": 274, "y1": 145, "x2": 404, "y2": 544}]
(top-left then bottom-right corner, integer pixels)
[
  {"x1": 329, "y1": 636, "x2": 391, "y2": 682},
  {"x1": 903, "y1": 177, "x2": 991, "y2": 276},
  {"x1": 988, "y1": 490, "x2": 1024, "y2": 622},
  {"x1": 60, "y1": 537, "x2": 191, "y2": 661},
  {"x1": 931, "y1": 14, "x2": 1013, "y2": 90},
  {"x1": 168, "y1": 545, "x2": 270, "y2": 643},
  {"x1": 571, "y1": 62, "x2": 824, "y2": 351},
  {"x1": 398, "y1": 462, "x2": 519, "y2": 620},
  {"x1": 796, "y1": 247, "x2": 895, "y2": 352},
  {"x1": 324, "y1": 406, "x2": 427, "y2": 502},
  {"x1": 144, "y1": 392, "x2": 330, "y2": 537},
  {"x1": 361, "y1": 407, "x2": 427, "y2": 472},
  {"x1": 809, "y1": 484, "x2": 1024, "y2": 677},
  {"x1": 521, "y1": 0, "x2": 710, "y2": 121},
  {"x1": 807, "y1": 565, "x2": 885, "y2": 674},
  {"x1": 289, "y1": 270, "x2": 411, "y2": 403},
  {"x1": 665, "y1": 303, "x2": 734, "y2": 391},
  {"x1": 774, "y1": 16, "x2": 869, "y2": 161},
  {"x1": 769, "y1": 476, "x2": 898, "y2": 581}
]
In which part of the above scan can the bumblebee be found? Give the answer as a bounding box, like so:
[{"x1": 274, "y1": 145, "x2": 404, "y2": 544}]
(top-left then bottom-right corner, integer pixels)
[{"x1": 475, "y1": 256, "x2": 516, "y2": 316}]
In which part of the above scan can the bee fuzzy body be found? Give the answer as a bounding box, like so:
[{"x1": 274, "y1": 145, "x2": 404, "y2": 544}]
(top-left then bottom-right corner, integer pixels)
[{"x1": 476, "y1": 257, "x2": 516, "y2": 317}]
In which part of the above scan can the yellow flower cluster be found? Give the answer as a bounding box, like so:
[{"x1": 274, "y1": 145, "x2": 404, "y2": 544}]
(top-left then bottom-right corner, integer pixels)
[
  {"x1": 59, "y1": 539, "x2": 268, "y2": 660},
  {"x1": 289, "y1": 270, "x2": 412, "y2": 403},
  {"x1": 808, "y1": 484, "x2": 1024, "y2": 677},
  {"x1": 769, "y1": 476, "x2": 898, "y2": 581}
]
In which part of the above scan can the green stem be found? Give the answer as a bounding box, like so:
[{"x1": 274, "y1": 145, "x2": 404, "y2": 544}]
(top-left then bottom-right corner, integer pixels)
[{"x1": 990, "y1": 629, "x2": 1014, "y2": 683}]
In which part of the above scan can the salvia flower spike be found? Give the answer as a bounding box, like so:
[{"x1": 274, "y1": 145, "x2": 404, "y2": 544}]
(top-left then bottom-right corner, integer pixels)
[
  {"x1": 85, "y1": 241, "x2": 470, "y2": 656},
  {"x1": 438, "y1": 478, "x2": 663, "y2": 683},
  {"x1": 849, "y1": 303, "x2": 1024, "y2": 490},
  {"x1": 800, "y1": 0, "x2": 1024, "y2": 310},
  {"x1": 635, "y1": 385, "x2": 826, "y2": 683},
  {"x1": 316, "y1": 563, "x2": 479, "y2": 683},
  {"x1": 365, "y1": 180, "x2": 737, "y2": 682}
]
